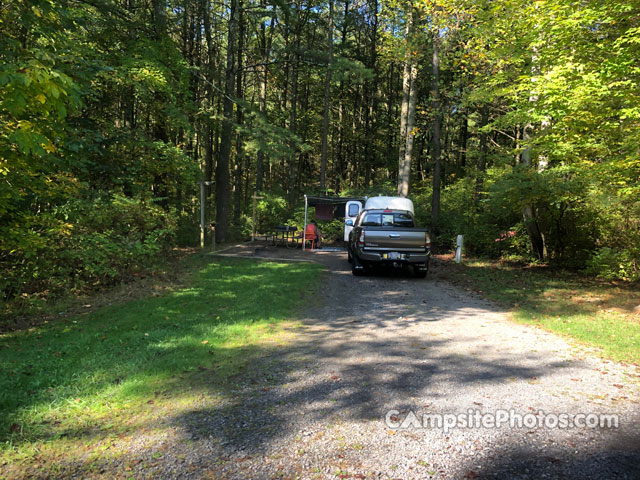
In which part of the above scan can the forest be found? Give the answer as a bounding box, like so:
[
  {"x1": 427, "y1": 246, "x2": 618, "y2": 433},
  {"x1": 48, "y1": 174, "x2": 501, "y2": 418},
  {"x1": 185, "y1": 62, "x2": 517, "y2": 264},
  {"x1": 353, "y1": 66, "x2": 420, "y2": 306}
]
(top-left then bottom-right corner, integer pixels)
[{"x1": 2, "y1": 0, "x2": 639, "y2": 301}]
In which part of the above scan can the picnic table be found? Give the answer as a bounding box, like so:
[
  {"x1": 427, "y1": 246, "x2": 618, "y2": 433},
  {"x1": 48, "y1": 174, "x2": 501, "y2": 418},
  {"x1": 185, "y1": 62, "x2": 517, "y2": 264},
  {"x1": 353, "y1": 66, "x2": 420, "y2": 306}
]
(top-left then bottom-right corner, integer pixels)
[{"x1": 271, "y1": 225, "x2": 299, "y2": 248}]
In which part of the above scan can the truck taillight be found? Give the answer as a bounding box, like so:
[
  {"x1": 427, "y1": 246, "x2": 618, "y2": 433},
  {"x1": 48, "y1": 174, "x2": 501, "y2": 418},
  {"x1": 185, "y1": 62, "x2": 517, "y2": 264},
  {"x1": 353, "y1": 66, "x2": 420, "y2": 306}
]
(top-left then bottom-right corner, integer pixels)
[
  {"x1": 425, "y1": 234, "x2": 431, "y2": 249},
  {"x1": 358, "y1": 231, "x2": 365, "y2": 247}
]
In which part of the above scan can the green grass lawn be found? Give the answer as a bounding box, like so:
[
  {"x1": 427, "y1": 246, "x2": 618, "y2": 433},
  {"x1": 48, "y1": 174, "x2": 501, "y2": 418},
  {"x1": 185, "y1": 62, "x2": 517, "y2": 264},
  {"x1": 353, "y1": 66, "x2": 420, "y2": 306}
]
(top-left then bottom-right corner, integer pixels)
[
  {"x1": 0, "y1": 256, "x2": 323, "y2": 468},
  {"x1": 438, "y1": 257, "x2": 640, "y2": 364}
]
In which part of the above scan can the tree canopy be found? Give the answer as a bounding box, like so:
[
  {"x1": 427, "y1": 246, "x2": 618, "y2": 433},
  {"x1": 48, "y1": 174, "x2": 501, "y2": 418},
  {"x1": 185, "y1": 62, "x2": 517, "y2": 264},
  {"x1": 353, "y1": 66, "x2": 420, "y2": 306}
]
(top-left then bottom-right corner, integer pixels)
[{"x1": 2, "y1": 0, "x2": 639, "y2": 300}]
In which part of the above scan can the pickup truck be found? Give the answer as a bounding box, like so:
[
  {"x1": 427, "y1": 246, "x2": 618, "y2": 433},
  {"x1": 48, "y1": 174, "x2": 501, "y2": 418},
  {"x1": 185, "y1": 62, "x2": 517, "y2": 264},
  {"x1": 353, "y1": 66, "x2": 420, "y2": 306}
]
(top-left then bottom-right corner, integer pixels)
[{"x1": 346, "y1": 198, "x2": 431, "y2": 278}]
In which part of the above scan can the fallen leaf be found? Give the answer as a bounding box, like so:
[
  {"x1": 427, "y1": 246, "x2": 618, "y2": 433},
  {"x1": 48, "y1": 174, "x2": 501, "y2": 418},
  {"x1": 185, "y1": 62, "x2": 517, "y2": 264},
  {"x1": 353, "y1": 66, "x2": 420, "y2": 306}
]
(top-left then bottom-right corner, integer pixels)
[
  {"x1": 202, "y1": 340, "x2": 209, "y2": 345},
  {"x1": 9, "y1": 423, "x2": 20, "y2": 433}
]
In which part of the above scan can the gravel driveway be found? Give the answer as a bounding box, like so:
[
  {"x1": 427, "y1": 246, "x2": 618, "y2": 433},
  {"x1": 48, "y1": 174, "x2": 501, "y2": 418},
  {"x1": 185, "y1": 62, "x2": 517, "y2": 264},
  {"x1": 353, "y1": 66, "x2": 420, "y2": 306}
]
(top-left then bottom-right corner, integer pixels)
[{"x1": 120, "y1": 249, "x2": 640, "y2": 479}]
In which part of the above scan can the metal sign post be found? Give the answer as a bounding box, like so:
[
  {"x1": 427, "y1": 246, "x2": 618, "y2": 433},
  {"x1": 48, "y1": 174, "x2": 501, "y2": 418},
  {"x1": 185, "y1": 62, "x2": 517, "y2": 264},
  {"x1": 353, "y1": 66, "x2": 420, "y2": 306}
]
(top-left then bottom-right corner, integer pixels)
[
  {"x1": 303, "y1": 195, "x2": 308, "y2": 251},
  {"x1": 198, "y1": 181, "x2": 213, "y2": 248}
]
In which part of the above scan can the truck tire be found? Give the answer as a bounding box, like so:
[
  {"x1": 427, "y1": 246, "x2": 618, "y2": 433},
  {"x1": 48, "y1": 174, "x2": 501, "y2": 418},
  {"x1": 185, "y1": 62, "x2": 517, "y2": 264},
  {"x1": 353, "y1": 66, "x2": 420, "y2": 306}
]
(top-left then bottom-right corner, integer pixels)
[
  {"x1": 352, "y1": 257, "x2": 366, "y2": 276},
  {"x1": 352, "y1": 262, "x2": 364, "y2": 276},
  {"x1": 413, "y1": 264, "x2": 427, "y2": 278}
]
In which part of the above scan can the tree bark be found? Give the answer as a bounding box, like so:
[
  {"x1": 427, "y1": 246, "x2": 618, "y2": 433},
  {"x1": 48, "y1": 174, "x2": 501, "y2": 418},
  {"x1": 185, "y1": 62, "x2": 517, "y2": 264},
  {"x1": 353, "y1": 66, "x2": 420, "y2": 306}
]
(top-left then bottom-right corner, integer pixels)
[
  {"x1": 521, "y1": 125, "x2": 545, "y2": 259},
  {"x1": 397, "y1": 12, "x2": 413, "y2": 196},
  {"x1": 215, "y1": 0, "x2": 238, "y2": 243},
  {"x1": 319, "y1": 0, "x2": 333, "y2": 192},
  {"x1": 431, "y1": 34, "x2": 442, "y2": 236},
  {"x1": 398, "y1": 61, "x2": 417, "y2": 197},
  {"x1": 287, "y1": 49, "x2": 299, "y2": 206},
  {"x1": 474, "y1": 105, "x2": 489, "y2": 205},
  {"x1": 202, "y1": 0, "x2": 217, "y2": 197},
  {"x1": 255, "y1": 0, "x2": 272, "y2": 193},
  {"x1": 458, "y1": 109, "x2": 468, "y2": 173},
  {"x1": 233, "y1": 3, "x2": 245, "y2": 221}
]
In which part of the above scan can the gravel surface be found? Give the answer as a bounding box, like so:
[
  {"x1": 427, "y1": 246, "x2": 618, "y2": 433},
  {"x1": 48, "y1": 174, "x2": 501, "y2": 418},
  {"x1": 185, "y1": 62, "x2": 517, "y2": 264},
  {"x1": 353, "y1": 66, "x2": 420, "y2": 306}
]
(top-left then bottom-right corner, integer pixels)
[{"x1": 22, "y1": 246, "x2": 640, "y2": 479}]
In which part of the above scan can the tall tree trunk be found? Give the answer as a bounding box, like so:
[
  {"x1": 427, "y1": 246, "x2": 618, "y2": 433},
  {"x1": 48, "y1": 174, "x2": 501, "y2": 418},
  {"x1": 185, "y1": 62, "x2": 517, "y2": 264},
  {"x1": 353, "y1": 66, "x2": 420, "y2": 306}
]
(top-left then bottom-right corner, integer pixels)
[
  {"x1": 255, "y1": 0, "x2": 271, "y2": 193},
  {"x1": 431, "y1": 34, "x2": 442, "y2": 236},
  {"x1": 152, "y1": 0, "x2": 166, "y2": 38},
  {"x1": 202, "y1": 0, "x2": 217, "y2": 198},
  {"x1": 287, "y1": 49, "x2": 299, "y2": 206},
  {"x1": 397, "y1": 13, "x2": 413, "y2": 196},
  {"x1": 363, "y1": 0, "x2": 378, "y2": 190},
  {"x1": 521, "y1": 126, "x2": 545, "y2": 259},
  {"x1": 333, "y1": 0, "x2": 349, "y2": 193},
  {"x1": 233, "y1": 3, "x2": 245, "y2": 222},
  {"x1": 458, "y1": 109, "x2": 468, "y2": 174},
  {"x1": 398, "y1": 60, "x2": 417, "y2": 197},
  {"x1": 215, "y1": 0, "x2": 238, "y2": 243},
  {"x1": 474, "y1": 105, "x2": 489, "y2": 205},
  {"x1": 319, "y1": 0, "x2": 333, "y2": 192},
  {"x1": 522, "y1": 42, "x2": 546, "y2": 260}
]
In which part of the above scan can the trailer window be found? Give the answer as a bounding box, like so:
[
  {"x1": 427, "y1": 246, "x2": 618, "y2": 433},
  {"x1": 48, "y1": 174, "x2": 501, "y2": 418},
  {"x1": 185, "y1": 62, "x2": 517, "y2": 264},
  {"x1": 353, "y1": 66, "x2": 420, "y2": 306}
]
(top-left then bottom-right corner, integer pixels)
[{"x1": 348, "y1": 203, "x2": 360, "y2": 217}]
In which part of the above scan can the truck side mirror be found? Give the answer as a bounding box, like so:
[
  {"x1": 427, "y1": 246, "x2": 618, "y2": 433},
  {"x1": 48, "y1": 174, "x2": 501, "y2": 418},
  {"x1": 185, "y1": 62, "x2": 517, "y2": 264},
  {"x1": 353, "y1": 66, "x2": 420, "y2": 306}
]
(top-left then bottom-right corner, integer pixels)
[{"x1": 345, "y1": 220, "x2": 353, "y2": 226}]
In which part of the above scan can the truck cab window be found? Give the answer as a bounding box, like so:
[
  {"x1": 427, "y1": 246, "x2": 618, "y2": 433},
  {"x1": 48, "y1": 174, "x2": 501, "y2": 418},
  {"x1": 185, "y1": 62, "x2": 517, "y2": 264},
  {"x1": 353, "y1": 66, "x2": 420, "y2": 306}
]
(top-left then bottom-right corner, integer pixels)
[
  {"x1": 362, "y1": 214, "x2": 381, "y2": 226},
  {"x1": 393, "y1": 213, "x2": 414, "y2": 227}
]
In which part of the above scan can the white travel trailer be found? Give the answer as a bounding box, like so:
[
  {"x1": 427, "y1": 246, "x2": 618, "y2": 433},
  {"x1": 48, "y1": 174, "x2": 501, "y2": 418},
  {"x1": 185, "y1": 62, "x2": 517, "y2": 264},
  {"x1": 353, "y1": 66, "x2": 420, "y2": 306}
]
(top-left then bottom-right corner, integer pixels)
[{"x1": 343, "y1": 196, "x2": 415, "y2": 241}]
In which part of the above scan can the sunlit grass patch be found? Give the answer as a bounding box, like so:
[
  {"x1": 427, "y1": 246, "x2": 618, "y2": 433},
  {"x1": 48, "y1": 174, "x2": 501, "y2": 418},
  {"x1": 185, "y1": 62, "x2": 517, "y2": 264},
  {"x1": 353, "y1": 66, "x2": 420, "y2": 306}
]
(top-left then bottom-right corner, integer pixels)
[
  {"x1": 440, "y1": 258, "x2": 640, "y2": 363},
  {"x1": 0, "y1": 257, "x2": 322, "y2": 469}
]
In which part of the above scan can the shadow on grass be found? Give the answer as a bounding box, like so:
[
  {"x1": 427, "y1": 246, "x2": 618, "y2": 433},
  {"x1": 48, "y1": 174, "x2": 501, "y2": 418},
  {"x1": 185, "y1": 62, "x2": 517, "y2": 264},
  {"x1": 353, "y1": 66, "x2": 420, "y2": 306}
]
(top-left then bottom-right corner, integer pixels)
[{"x1": 0, "y1": 258, "x2": 323, "y2": 445}]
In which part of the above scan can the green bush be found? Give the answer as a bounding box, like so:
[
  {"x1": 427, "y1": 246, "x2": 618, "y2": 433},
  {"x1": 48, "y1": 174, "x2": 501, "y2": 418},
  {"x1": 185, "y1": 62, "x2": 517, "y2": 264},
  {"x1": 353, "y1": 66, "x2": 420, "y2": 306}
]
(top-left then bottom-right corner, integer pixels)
[
  {"x1": 0, "y1": 195, "x2": 177, "y2": 301},
  {"x1": 586, "y1": 247, "x2": 640, "y2": 282},
  {"x1": 255, "y1": 194, "x2": 289, "y2": 232}
]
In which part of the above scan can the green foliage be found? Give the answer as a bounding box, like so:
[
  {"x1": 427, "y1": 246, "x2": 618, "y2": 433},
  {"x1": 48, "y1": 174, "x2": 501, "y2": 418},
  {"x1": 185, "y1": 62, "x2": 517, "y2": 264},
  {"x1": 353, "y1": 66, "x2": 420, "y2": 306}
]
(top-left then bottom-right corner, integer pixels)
[
  {"x1": 255, "y1": 193, "x2": 289, "y2": 232},
  {"x1": 315, "y1": 218, "x2": 344, "y2": 244},
  {"x1": 0, "y1": 195, "x2": 176, "y2": 301},
  {"x1": 586, "y1": 247, "x2": 640, "y2": 282}
]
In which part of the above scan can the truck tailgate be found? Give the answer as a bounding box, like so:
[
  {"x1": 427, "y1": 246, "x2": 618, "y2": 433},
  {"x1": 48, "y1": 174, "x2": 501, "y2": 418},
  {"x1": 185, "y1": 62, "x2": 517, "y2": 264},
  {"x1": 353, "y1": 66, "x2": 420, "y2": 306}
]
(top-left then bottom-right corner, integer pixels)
[{"x1": 363, "y1": 228, "x2": 427, "y2": 251}]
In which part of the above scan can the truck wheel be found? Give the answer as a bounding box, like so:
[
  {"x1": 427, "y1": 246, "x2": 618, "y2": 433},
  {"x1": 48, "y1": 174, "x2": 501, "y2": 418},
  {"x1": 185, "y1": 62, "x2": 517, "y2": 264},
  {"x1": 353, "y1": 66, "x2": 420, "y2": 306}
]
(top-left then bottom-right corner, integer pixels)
[
  {"x1": 413, "y1": 265, "x2": 427, "y2": 278},
  {"x1": 352, "y1": 262, "x2": 364, "y2": 276}
]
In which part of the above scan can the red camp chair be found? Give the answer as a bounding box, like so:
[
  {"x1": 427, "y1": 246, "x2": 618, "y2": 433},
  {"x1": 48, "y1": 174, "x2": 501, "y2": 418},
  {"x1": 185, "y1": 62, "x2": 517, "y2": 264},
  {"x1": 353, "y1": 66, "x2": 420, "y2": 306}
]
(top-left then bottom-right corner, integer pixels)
[{"x1": 304, "y1": 224, "x2": 318, "y2": 249}]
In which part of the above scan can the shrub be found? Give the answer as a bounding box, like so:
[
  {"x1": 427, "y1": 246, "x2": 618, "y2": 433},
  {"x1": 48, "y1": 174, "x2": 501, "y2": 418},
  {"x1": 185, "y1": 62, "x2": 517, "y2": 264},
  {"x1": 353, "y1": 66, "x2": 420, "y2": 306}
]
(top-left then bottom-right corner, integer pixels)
[
  {"x1": 586, "y1": 247, "x2": 640, "y2": 282},
  {"x1": 0, "y1": 195, "x2": 177, "y2": 301}
]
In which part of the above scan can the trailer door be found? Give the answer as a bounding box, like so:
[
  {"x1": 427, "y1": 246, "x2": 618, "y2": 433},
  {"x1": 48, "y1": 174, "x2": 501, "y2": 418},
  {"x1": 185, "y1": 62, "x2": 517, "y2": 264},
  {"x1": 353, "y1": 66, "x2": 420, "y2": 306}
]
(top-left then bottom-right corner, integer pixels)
[{"x1": 344, "y1": 201, "x2": 362, "y2": 242}]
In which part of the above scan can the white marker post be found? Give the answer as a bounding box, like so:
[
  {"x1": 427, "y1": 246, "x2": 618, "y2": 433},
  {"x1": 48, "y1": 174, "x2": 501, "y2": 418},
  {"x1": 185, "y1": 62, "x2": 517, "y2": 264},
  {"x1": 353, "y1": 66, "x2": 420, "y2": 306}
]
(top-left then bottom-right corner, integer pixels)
[{"x1": 455, "y1": 235, "x2": 463, "y2": 263}]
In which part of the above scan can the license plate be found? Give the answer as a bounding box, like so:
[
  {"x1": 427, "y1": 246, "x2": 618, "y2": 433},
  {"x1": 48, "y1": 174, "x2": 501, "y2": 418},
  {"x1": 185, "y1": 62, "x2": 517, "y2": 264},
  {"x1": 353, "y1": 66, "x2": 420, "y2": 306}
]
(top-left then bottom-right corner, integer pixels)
[{"x1": 387, "y1": 252, "x2": 401, "y2": 260}]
